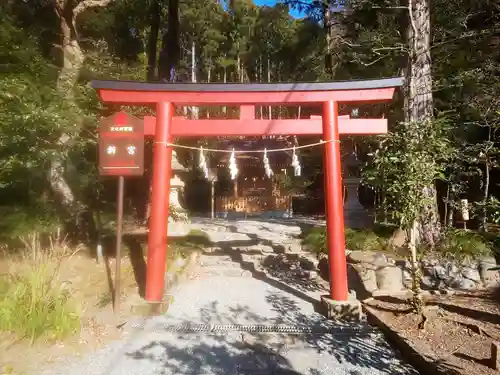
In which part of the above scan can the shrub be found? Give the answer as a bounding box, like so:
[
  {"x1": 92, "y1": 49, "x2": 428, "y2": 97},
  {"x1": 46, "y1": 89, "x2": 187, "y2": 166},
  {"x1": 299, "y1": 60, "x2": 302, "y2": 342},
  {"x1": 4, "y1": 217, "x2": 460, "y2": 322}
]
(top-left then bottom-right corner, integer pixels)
[
  {"x1": 437, "y1": 229, "x2": 493, "y2": 259},
  {"x1": 301, "y1": 227, "x2": 326, "y2": 255},
  {"x1": 302, "y1": 227, "x2": 388, "y2": 255},
  {"x1": 345, "y1": 228, "x2": 386, "y2": 251}
]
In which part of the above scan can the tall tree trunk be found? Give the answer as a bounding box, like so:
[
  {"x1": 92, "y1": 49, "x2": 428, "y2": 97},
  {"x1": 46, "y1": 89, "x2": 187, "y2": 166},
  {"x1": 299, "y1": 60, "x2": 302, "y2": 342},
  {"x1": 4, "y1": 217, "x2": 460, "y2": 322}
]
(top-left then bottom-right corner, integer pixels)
[
  {"x1": 146, "y1": 0, "x2": 160, "y2": 81},
  {"x1": 323, "y1": 1, "x2": 346, "y2": 78},
  {"x1": 406, "y1": 0, "x2": 440, "y2": 246},
  {"x1": 259, "y1": 55, "x2": 263, "y2": 119},
  {"x1": 191, "y1": 40, "x2": 199, "y2": 119},
  {"x1": 159, "y1": 0, "x2": 180, "y2": 81},
  {"x1": 51, "y1": 0, "x2": 112, "y2": 243},
  {"x1": 267, "y1": 55, "x2": 271, "y2": 120},
  {"x1": 482, "y1": 159, "x2": 490, "y2": 231},
  {"x1": 237, "y1": 54, "x2": 242, "y2": 82},
  {"x1": 223, "y1": 64, "x2": 227, "y2": 114}
]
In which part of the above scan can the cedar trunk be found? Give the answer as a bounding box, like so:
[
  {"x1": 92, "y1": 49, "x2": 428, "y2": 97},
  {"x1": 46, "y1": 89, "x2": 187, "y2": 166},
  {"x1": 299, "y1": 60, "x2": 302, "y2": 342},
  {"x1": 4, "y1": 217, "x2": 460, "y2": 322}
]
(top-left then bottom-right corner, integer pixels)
[{"x1": 406, "y1": 0, "x2": 441, "y2": 246}]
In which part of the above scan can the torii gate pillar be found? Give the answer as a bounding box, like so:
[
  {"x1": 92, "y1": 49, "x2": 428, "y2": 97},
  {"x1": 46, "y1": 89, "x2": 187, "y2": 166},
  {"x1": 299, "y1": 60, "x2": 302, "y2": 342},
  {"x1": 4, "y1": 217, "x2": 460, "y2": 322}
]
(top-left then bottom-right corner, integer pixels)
[
  {"x1": 145, "y1": 102, "x2": 173, "y2": 302},
  {"x1": 322, "y1": 101, "x2": 348, "y2": 301}
]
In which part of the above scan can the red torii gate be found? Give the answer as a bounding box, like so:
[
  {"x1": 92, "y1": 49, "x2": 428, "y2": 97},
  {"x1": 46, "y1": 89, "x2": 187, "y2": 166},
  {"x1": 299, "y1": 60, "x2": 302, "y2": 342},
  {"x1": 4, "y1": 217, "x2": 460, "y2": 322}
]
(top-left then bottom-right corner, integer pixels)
[{"x1": 92, "y1": 78, "x2": 403, "y2": 306}]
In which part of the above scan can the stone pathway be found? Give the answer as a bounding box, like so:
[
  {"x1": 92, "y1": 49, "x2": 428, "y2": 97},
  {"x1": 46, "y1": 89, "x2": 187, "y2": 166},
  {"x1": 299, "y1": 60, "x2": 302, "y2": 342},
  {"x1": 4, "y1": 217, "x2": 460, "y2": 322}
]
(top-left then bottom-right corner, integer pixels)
[
  {"x1": 39, "y1": 218, "x2": 417, "y2": 375},
  {"x1": 41, "y1": 274, "x2": 417, "y2": 375}
]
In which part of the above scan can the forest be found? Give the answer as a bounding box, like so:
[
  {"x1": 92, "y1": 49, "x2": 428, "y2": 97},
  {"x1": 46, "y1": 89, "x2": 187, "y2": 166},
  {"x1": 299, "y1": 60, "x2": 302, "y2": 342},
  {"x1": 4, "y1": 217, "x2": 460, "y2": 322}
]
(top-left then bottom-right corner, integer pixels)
[
  {"x1": 0, "y1": 0, "x2": 499, "y2": 250},
  {"x1": 2, "y1": 1, "x2": 500, "y2": 372}
]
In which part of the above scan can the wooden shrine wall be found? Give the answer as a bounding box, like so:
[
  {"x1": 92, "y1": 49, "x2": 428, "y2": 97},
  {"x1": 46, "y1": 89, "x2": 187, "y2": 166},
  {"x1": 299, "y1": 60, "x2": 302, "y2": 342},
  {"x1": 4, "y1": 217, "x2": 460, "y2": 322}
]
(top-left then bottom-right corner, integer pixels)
[{"x1": 215, "y1": 169, "x2": 291, "y2": 214}]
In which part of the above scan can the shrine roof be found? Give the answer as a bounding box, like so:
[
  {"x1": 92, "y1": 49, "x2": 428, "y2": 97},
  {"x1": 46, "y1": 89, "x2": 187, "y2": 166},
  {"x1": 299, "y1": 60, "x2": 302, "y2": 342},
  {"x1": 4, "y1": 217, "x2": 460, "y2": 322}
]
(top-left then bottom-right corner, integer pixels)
[{"x1": 91, "y1": 77, "x2": 404, "y2": 93}]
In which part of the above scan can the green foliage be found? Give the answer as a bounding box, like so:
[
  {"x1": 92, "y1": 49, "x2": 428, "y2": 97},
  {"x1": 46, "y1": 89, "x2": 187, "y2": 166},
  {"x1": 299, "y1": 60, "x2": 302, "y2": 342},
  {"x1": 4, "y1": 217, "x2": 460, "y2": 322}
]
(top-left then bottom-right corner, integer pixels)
[
  {"x1": 0, "y1": 266, "x2": 79, "y2": 343},
  {"x1": 0, "y1": 13, "x2": 74, "y2": 193},
  {"x1": 301, "y1": 227, "x2": 326, "y2": 255},
  {"x1": 437, "y1": 229, "x2": 494, "y2": 259},
  {"x1": 302, "y1": 226, "x2": 390, "y2": 255},
  {"x1": 274, "y1": 173, "x2": 313, "y2": 196},
  {"x1": 0, "y1": 207, "x2": 61, "y2": 242},
  {"x1": 344, "y1": 228, "x2": 387, "y2": 251},
  {"x1": 364, "y1": 118, "x2": 454, "y2": 231}
]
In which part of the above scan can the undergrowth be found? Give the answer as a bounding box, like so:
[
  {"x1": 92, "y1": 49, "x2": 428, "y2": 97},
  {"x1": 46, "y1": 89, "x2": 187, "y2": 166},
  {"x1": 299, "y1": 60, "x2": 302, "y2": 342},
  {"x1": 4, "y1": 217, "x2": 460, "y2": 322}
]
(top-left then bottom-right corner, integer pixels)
[
  {"x1": 302, "y1": 225, "x2": 394, "y2": 255},
  {"x1": 0, "y1": 232, "x2": 80, "y2": 343},
  {"x1": 302, "y1": 225, "x2": 497, "y2": 260},
  {"x1": 435, "y1": 229, "x2": 495, "y2": 260}
]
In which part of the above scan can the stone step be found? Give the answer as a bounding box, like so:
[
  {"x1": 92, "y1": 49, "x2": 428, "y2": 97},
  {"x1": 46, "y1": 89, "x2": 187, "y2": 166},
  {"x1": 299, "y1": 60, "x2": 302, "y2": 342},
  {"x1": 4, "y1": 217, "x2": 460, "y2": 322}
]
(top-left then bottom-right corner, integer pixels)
[{"x1": 201, "y1": 269, "x2": 253, "y2": 277}]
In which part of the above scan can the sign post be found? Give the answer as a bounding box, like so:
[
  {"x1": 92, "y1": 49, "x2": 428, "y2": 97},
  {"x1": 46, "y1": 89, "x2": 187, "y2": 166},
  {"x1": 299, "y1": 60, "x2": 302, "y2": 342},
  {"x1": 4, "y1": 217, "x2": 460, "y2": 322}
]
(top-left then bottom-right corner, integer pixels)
[{"x1": 98, "y1": 111, "x2": 145, "y2": 313}]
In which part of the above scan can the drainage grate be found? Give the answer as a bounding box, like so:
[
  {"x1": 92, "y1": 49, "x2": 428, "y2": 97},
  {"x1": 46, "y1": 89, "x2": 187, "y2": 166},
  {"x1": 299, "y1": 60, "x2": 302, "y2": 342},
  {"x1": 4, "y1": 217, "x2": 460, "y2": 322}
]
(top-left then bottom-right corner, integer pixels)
[{"x1": 148, "y1": 323, "x2": 376, "y2": 335}]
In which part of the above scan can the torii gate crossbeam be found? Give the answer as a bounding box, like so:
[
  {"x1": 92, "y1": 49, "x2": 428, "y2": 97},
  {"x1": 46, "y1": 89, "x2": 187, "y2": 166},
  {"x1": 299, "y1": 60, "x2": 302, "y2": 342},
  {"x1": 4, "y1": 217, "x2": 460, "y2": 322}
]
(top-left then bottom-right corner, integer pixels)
[{"x1": 92, "y1": 77, "x2": 404, "y2": 306}]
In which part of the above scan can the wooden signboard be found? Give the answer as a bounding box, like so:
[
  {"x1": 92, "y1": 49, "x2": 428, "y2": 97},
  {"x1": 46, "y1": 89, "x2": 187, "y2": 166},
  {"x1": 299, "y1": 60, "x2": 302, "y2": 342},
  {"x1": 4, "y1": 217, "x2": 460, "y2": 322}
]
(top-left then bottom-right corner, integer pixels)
[{"x1": 98, "y1": 111, "x2": 145, "y2": 176}]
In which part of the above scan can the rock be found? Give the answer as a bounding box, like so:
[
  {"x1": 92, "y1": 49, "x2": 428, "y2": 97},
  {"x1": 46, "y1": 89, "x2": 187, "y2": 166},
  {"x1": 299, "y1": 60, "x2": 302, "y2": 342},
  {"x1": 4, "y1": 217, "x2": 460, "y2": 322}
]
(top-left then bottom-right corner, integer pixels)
[
  {"x1": 260, "y1": 245, "x2": 275, "y2": 254},
  {"x1": 421, "y1": 257, "x2": 440, "y2": 267},
  {"x1": 262, "y1": 254, "x2": 290, "y2": 270},
  {"x1": 421, "y1": 264, "x2": 435, "y2": 278},
  {"x1": 237, "y1": 244, "x2": 274, "y2": 253},
  {"x1": 347, "y1": 250, "x2": 390, "y2": 269},
  {"x1": 433, "y1": 265, "x2": 448, "y2": 280},
  {"x1": 351, "y1": 264, "x2": 378, "y2": 293},
  {"x1": 283, "y1": 239, "x2": 303, "y2": 253},
  {"x1": 388, "y1": 228, "x2": 407, "y2": 249},
  {"x1": 450, "y1": 277, "x2": 478, "y2": 290},
  {"x1": 479, "y1": 261, "x2": 500, "y2": 287},
  {"x1": 298, "y1": 256, "x2": 317, "y2": 271},
  {"x1": 461, "y1": 267, "x2": 481, "y2": 282},
  {"x1": 318, "y1": 257, "x2": 329, "y2": 281},
  {"x1": 478, "y1": 256, "x2": 497, "y2": 265},
  {"x1": 402, "y1": 266, "x2": 414, "y2": 289},
  {"x1": 299, "y1": 270, "x2": 318, "y2": 280},
  {"x1": 421, "y1": 275, "x2": 437, "y2": 289},
  {"x1": 375, "y1": 265, "x2": 405, "y2": 292}
]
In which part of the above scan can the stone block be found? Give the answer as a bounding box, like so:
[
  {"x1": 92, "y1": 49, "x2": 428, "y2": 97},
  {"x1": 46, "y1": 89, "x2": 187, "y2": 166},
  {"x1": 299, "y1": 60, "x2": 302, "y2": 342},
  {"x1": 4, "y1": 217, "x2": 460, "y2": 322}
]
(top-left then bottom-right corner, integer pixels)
[
  {"x1": 130, "y1": 299, "x2": 171, "y2": 316},
  {"x1": 299, "y1": 255, "x2": 318, "y2": 271},
  {"x1": 479, "y1": 260, "x2": 500, "y2": 287},
  {"x1": 347, "y1": 250, "x2": 390, "y2": 269},
  {"x1": 376, "y1": 265, "x2": 405, "y2": 292},
  {"x1": 349, "y1": 263, "x2": 378, "y2": 293},
  {"x1": 320, "y1": 295, "x2": 363, "y2": 322}
]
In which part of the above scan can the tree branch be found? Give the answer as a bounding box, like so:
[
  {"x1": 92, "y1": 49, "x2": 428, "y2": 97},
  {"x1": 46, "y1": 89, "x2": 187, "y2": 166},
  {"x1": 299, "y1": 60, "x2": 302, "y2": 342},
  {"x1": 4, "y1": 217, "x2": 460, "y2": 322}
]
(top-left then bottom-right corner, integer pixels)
[{"x1": 74, "y1": 0, "x2": 114, "y2": 17}]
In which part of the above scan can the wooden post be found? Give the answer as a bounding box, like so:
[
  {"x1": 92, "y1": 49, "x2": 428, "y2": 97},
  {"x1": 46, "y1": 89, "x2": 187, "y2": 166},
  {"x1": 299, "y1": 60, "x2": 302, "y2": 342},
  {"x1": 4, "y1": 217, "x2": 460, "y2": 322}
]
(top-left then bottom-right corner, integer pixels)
[
  {"x1": 491, "y1": 341, "x2": 500, "y2": 370},
  {"x1": 211, "y1": 181, "x2": 215, "y2": 219},
  {"x1": 114, "y1": 176, "x2": 125, "y2": 313}
]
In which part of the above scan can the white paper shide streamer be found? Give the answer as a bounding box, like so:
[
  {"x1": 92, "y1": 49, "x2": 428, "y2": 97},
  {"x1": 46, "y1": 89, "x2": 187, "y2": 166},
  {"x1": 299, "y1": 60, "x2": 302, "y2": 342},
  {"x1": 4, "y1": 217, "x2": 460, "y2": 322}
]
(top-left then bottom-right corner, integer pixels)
[
  {"x1": 263, "y1": 149, "x2": 273, "y2": 178},
  {"x1": 199, "y1": 146, "x2": 209, "y2": 179},
  {"x1": 291, "y1": 147, "x2": 301, "y2": 177},
  {"x1": 229, "y1": 148, "x2": 238, "y2": 180}
]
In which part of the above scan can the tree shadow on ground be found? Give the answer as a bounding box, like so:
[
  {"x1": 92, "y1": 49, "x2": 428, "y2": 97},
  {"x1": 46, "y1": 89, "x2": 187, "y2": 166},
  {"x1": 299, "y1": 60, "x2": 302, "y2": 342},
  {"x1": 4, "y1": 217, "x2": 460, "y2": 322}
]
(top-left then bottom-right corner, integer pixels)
[
  {"x1": 123, "y1": 291, "x2": 417, "y2": 375},
  {"x1": 202, "y1": 248, "x2": 324, "y2": 312}
]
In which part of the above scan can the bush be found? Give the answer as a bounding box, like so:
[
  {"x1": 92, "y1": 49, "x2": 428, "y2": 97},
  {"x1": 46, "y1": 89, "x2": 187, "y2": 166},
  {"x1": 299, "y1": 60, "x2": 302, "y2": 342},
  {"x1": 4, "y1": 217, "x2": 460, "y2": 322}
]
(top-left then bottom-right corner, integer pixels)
[
  {"x1": 345, "y1": 228, "x2": 387, "y2": 251},
  {"x1": 302, "y1": 227, "x2": 388, "y2": 255},
  {"x1": 301, "y1": 227, "x2": 326, "y2": 255},
  {"x1": 437, "y1": 229, "x2": 493, "y2": 259}
]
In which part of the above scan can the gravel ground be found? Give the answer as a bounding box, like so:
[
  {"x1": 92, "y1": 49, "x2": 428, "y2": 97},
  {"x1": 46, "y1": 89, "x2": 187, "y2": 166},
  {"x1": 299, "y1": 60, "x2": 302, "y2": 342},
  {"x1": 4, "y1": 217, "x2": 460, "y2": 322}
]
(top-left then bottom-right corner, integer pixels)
[{"x1": 40, "y1": 275, "x2": 418, "y2": 375}]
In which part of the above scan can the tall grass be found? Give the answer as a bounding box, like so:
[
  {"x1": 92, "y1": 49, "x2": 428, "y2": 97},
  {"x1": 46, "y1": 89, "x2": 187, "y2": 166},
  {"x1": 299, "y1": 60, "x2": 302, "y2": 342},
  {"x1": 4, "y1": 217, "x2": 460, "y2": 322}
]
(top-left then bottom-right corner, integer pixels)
[{"x1": 0, "y1": 232, "x2": 80, "y2": 343}]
